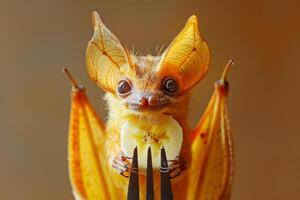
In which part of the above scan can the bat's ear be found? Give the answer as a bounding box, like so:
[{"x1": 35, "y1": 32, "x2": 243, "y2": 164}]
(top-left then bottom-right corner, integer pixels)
[
  {"x1": 156, "y1": 15, "x2": 210, "y2": 92},
  {"x1": 86, "y1": 11, "x2": 135, "y2": 93}
]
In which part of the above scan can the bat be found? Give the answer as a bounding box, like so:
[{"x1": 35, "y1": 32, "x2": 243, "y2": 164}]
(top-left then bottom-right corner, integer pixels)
[{"x1": 65, "y1": 11, "x2": 234, "y2": 200}]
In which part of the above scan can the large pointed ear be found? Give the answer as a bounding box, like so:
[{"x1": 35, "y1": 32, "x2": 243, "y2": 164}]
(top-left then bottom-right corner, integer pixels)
[
  {"x1": 156, "y1": 15, "x2": 210, "y2": 92},
  {"x1": 86, "y1": 11, "x2": 134, "y2": 93}
]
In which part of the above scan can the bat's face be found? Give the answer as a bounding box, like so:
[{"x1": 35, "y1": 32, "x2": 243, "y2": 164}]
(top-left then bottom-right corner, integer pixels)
[
  {"x1": 115, "y1": 55, "x2": 181, "y2": 115},
  {"x1": 86, "y1": 12, "x2": 209, "y2": 117}
]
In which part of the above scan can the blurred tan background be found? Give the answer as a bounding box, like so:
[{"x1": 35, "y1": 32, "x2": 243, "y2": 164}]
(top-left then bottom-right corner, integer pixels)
[{"x1": 0, "y1": 0, "x2": 299, "y2": 199}]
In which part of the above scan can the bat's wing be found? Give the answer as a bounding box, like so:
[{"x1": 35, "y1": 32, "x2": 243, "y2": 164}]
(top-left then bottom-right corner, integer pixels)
[
  {"x1": 64, "y1": 69, "x2": 117, "y2": 200},
  {"x1": 187, "y1": 61, "x2": 234, "y2": 200}
]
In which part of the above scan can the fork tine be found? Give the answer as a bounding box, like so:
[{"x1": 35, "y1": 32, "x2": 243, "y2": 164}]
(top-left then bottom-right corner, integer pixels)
[
  {"x1": 146, "y1": 147, "x2": 154, "y2": 200},
  {"x1": 127, "y1": 147, "x2": 140, "y2": 200},
  {"x1": 160, "y1": 147, "x2": 173, "y2": 200}
]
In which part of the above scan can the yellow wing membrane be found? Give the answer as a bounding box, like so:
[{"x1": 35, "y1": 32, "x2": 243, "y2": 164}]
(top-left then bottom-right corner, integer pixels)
[
  {"x1": 156, "y1": 15, "x2": 210, "y2": 92},
  {"x1": 65, "y1": 69, "x2": 117, "y2": 200},
  {"x1": 187, "y1": 61, "x2": 234, "y2": 200}
]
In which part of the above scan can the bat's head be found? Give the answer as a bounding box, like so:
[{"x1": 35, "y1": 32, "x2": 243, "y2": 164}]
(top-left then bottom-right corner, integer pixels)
[{"x1": 86, "y1": 12, "x2": 209, "y2": 118}]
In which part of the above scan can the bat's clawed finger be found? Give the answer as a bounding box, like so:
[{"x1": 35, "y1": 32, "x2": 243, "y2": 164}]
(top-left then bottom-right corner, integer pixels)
[
  {"x1": 112, "y1": 162, "x2": 130, "y2": 177},
  {"x1": 122, "y1": 156, "x2": 132, "y2": 160},
  {"x1": 112, "y1": 152, "x2": 132, "y2": 178},
  {"x1": 168, "y1": 156, "x2": 186, "y2": 179}
]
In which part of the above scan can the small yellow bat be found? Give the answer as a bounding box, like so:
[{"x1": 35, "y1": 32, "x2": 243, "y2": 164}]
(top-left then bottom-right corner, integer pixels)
[{"x1": 66, "y1": 11, "x2": 234, "y2": 200}]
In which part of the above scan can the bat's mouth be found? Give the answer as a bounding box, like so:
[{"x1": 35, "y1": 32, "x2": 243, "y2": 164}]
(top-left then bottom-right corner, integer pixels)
[{"x1": 128, "y1": 103, "x2": 168, "y2": 112}]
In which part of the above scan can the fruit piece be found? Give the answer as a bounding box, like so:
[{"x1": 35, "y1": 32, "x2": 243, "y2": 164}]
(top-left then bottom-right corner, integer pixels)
[
  {"x1": 187, "y1": 60, "x2": 234, "y2": 200},
  {"x1": 120, "y1": 116, "x2": 183, "y2": 173}
]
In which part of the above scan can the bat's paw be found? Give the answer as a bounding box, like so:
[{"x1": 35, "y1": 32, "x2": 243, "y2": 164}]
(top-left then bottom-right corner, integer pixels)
[
  {"x1": 168, "y1": 156, "x2": 186, "y2": 179},
  {"x1": 112, "y1": 152, "x2": 131, "y2": 178}
]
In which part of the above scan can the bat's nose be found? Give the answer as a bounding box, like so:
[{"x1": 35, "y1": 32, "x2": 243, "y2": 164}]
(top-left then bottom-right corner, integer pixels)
[
  {"x1": 138, "y1": 93, "x2": 160, "y2": 107},
  {"x1": 130, "y1": 92, "x2": 168, "y2": 111},
  {"x1": 137, "y1": 96, "x2": 148, "y2": 107},
  {"x1": 148, "y1": 92, "x2": 164, "y2": 106},
  {"x1": 142, "y1": 92, "x2": 168, "y2": 107}
]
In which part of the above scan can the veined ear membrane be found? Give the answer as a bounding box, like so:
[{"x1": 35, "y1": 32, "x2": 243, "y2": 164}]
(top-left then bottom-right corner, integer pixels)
[
  {"x1": 86, "y1": 11, "x2": 134, "y2": 93},
  {"x1": 156, "y1": 15, "x2": 210, "y2": 92}
]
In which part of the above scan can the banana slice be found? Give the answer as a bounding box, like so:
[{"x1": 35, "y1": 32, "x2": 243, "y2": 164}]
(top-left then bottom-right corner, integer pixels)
[{"x1": 120, "y1": 116, "x2": 183, "y2": 173}]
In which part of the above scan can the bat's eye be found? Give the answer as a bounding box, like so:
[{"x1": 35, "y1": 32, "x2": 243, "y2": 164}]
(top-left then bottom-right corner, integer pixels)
[
  {"x1": 117, "y1": 79, "x2": 132, "y2": 96},
  {"x1": 162, "y1": 78, "x2": 179, "y2": 96}
]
